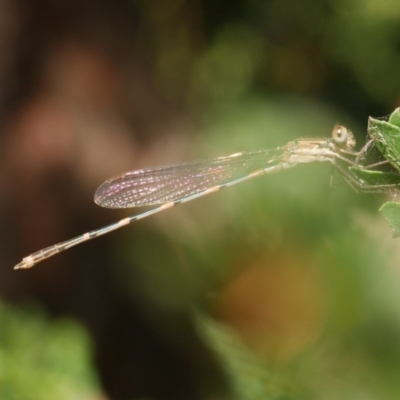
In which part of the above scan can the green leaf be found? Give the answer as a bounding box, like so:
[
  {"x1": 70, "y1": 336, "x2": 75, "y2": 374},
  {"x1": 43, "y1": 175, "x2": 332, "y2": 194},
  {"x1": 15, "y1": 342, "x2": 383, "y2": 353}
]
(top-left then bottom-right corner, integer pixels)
[
  {"x1": 368, "y1": 108, "x2": 400, "y2": 173},
  {"x1": 366, "y1": 109, "x2": 400, "y2": 236},
  {"x1": 379, "y1": 202, "x2": 400, "y2": 238},
  {"x1": 349, "y1": 166, "x2": 400, "y2": 188},
  {"x1": 388, "y1": 107, "x2": 400, "y2": 127}
]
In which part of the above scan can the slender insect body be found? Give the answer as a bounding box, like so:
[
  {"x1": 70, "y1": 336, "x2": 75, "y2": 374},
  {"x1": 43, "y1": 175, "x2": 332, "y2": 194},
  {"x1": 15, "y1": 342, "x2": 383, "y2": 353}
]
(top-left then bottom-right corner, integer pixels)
[{"x1": 14, "y1": 124, "x2": 394, "y2": 270}]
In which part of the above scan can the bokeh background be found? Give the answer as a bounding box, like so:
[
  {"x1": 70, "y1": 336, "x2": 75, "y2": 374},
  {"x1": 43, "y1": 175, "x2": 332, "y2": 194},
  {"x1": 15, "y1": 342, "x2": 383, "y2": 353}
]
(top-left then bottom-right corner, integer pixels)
[{"x1": 1, "y1": 0, "x2": 400, "y2": 399}]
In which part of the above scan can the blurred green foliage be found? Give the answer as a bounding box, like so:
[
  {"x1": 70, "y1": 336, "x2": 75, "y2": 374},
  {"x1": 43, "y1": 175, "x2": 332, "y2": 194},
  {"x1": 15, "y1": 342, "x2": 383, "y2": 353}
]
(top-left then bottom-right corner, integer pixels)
[
  {"x1": 0, "y1": 301, "x2": 100, "y2": 400},
  {"x1": 139, "y1": 0, "x2": 400, "y2": 111}
]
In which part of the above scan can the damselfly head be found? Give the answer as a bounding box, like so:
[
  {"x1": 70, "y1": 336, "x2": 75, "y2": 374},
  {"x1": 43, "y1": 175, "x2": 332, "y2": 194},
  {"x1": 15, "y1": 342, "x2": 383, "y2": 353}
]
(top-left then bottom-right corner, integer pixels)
[{"x1": 332, "y1": 124, "x2": 356, "y2": 150}]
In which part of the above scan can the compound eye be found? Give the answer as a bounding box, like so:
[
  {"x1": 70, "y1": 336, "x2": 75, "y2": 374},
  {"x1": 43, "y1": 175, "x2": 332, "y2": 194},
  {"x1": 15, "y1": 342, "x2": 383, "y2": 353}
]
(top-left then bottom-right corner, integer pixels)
[{"x1": 332, "y1": 124, "x2": 349, "y2": 145}]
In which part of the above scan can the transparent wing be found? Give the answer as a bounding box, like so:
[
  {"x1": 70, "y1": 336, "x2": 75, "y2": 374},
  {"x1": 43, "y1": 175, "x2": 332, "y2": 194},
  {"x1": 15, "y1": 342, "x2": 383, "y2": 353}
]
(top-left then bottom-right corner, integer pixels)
[{"x1": 94, "y1": 147, "x2": 286, "y2": 208}]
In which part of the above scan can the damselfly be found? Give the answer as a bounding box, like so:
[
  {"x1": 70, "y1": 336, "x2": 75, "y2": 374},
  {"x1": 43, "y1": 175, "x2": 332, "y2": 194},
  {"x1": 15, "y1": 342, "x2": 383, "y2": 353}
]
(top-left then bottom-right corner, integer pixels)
[{"x1": 14, "y1": 125, "x2": 394, "y2": 270}]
